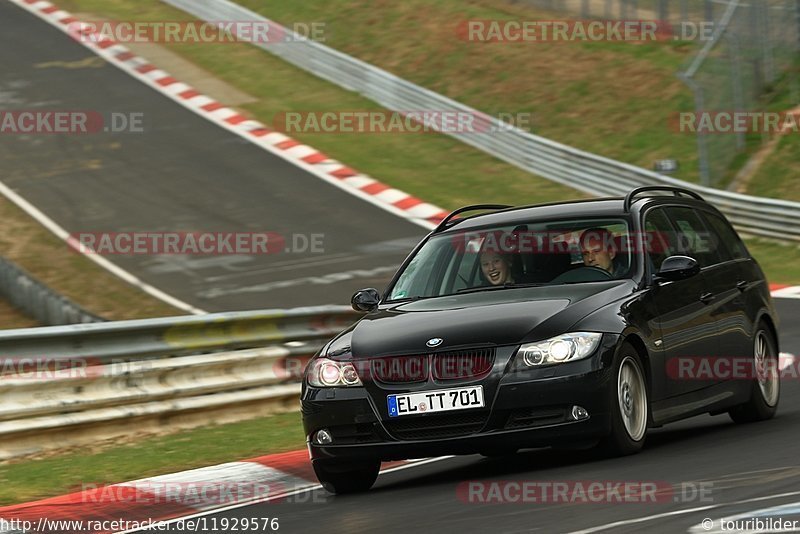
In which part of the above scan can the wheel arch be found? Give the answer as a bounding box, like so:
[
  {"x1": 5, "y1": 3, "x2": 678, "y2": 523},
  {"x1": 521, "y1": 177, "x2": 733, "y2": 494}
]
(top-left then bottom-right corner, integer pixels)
[
  {"x1": 618, "y1": 331, "x2": 654, "y2": 424},
  {"x1": 619, "y1": 332, "x2": 650, "y2": 383},
  {"x1": 757, "y1": 312, "x2": 780, "y2": 354}
]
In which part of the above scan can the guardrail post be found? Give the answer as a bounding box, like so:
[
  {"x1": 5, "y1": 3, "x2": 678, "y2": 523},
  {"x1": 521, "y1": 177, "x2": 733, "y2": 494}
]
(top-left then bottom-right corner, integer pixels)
[
  {"x1": 658, "y1": 0, "x2": 668, "y2": 23},
  {"x1": 679, "y1": 73, "x2": 712, "y2": 187},
  {"x1": 705, "y1": 0, "x2": 714, "y2": 22}
]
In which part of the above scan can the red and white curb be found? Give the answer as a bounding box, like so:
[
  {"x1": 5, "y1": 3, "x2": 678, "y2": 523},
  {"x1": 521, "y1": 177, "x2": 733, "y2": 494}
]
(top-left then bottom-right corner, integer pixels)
[
  {"x1": 0, "y1": 449, "x2": 434, "y2": 533},
  {"x1": 769, "y1": 284, "x2": 800, "y2": 299}
]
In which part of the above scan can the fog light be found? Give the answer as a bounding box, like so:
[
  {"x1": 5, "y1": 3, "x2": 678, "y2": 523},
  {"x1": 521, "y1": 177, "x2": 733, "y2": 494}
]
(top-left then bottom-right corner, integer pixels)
[
  {"x1": 313, "y1": 429, "x2": 333, "y2": 445},
  {"x1": 571, "y1": 405, "x2": 589, "y2": 421}
]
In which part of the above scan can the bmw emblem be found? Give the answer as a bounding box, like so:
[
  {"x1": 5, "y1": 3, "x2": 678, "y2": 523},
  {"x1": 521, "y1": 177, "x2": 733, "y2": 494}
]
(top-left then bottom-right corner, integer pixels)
[{"x1": 426, "y1": 337, "x2": 443, "y2": 348}]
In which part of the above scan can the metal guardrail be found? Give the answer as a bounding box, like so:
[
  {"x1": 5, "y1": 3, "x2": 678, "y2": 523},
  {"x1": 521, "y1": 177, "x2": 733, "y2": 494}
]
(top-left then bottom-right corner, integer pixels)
[
  {"x1": 0, "y1": 306, "x2": 358, "y2": 459},
  {"x1": 162, "y1": 0, "x2": 800, "y2": 242},
  {"x1": 0, "y1": 256, "x2": 102, "y2": 326},
  {"x1": 0, "y1": 305, "x2": 357, "y2": 360}
]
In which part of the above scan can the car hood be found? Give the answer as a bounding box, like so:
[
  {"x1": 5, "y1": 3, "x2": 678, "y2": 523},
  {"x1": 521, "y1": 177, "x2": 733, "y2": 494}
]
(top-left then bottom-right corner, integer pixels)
[{"x1": 346, "y1": 281, "x2": 634, "y2": 358}]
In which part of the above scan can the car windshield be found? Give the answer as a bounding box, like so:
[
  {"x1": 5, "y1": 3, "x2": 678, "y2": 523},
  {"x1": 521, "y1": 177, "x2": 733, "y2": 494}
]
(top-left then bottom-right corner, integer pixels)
[{"x1": 387, "y1": 217, "x2": 633, "y2": 301}]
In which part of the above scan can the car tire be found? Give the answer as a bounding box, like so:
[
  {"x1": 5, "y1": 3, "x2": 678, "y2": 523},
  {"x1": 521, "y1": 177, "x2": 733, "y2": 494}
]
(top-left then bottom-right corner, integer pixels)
[
  {"x1": 312, "y1": 459, "x2": 380, "y2": 494},
  {"x1": 597, "y1": 343, "x2": 648, "y2": 456},
  {"x1": 729, "y1": 324, "x2": 780, "y2": 424}
]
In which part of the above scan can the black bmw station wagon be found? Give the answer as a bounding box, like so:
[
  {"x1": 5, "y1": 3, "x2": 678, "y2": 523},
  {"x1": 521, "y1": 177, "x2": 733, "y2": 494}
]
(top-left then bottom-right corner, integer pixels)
[{"x1": 302, "y1": 187, "x2": 780, "y2": 493}]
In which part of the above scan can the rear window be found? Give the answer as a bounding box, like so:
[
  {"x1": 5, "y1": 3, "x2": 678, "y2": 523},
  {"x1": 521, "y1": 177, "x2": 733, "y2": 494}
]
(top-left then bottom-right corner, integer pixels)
[
  {"x1": 702, "y1": 211, "x2": 749, "y2": 261},
  {"x1": 664, "y1": 207, "x2": 724, "y2": 268}
]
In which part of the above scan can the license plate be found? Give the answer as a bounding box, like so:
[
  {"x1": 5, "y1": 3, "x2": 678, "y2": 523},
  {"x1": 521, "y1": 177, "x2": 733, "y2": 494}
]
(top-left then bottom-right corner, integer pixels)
[{"x1": 387, "y1": 386, "x2": 484, "y2": 418}]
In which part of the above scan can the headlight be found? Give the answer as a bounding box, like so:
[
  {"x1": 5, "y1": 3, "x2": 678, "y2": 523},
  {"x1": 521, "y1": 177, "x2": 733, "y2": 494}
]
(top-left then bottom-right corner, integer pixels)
[
  {"x1": 515, "y1": 333, "x2": 602, "y2": 368},
  {"x1": 306, "y1": 358, "x2": 363, "y2": 387}
]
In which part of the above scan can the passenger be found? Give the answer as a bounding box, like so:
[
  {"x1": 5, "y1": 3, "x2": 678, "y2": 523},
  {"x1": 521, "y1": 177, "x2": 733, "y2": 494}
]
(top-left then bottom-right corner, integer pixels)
[
  {"x1": 579, "y1": 227, "x2": 625, "y2": 277},
  {"x1": 479, "y1": 249, "x2": 515, "y2": 286}
]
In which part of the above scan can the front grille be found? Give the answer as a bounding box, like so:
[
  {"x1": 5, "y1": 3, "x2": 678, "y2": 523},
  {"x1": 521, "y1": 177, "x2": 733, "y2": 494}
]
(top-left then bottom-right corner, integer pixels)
[
  {"x1": 370, "y1": 355, "x2": 428, "y2": 384},
  {"x1": 433, "y1": 349, "x2": 495, "y2": 381},
  {"x1": 384, "y1": 412, "x2": 488, "y2": 440},
  {"x1": 370, "y1": 348, "x2": 496, "y2": 385},
  {"x1": 505, "y1": 407, "x2": 568, "y2": 429}
]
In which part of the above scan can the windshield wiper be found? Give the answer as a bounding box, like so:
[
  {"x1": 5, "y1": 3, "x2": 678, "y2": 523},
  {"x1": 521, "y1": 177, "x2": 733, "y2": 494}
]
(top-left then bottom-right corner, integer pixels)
[{"x1": 455, "y1": 282, "x2": 547, "y2": 295}]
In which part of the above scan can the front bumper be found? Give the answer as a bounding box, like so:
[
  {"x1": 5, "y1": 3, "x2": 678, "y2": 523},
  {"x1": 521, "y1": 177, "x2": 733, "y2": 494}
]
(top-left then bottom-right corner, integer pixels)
[{"x1": 302, "y1": 337, "x2": 618, "y2": 462}]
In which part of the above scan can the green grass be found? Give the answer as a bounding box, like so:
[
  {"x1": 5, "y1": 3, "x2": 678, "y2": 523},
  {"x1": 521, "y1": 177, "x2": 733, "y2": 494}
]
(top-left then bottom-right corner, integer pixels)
[
  {"x1": 746, "y1": 134, "x2": 800, "y2": 201},
  {"x1": 231, "y1": 0, "x2": 800, "y2": 192},
  {"x1": 744, "y1": 64, "x2": 800, "y2": 201},
  {"x1": 0, "y1": 412, "x2": 304, "y2": 506},
  {"x1": 0, "y1": 298, "x2": 37, "y2": 329},
  {"x1": 235, "y1": 0, "x2": 703, "y2": 183}
]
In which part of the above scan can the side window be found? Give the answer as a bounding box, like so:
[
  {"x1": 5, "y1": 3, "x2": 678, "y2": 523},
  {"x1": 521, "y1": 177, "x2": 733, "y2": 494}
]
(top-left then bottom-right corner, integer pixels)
[
  {"x1": 440, "y1": 250, "x2": 479, "y2": 294},
  {"x1": 643, "y1": 208, "x2": 676, "y2": 274},
  {"x1": 702, "y1": 212, "x2": 749, "y2": 260},
  {"x1": 664, "y1": 207, "x2": 725, "y2": 267},
  {"x1": 390, "y1": 243, "x2": 447, "y2": 299}
]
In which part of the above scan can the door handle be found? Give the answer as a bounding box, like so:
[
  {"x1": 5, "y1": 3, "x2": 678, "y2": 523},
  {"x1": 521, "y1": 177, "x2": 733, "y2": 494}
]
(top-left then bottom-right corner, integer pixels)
[
  {"x1": 700, "y1": 292, "x2": 715, "y2": 304},
  {"x1": 736, "y1": 280, "x2": 748, "y2": 291}
]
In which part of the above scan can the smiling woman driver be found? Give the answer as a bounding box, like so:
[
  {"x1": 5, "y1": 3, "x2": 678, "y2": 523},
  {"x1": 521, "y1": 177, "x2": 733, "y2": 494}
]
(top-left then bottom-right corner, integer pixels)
[{"x1": 479, "y1": 249, "x2": 515, "y2": 286}]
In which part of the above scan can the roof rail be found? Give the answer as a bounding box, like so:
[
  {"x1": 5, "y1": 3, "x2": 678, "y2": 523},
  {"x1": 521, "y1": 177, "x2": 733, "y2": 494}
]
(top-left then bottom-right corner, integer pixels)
[
  {"x1": 623, "y1": 186, "x2": 704, "y2": 212},
  {"x1": 433, "y1": 204, "x2": 512, "y2": 233}
]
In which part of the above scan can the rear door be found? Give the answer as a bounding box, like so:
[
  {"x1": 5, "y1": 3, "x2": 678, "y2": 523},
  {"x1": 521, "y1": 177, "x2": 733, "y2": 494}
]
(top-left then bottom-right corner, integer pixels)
[
  {"x1": 644, "y1": 207, "x2": 720, "y2": 399},
  {"x1": 698, "y1": 210, "x2": 756, "y2": 375}
]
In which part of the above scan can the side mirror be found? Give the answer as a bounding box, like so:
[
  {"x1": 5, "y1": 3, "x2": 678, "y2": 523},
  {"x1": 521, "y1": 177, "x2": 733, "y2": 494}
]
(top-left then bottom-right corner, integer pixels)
[
  {"x1": 655, "y1": 255, "x2": 700, "y2": 283},
  {"x1": 351, "y1": 288, "x2": 381, "y2": 312}
]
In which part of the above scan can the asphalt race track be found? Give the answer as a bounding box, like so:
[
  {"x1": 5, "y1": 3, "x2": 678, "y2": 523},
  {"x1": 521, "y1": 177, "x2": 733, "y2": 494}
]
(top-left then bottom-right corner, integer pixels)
[
  {"x1": 0, "y1": 1, "x2": 426, "y2": 312},
  {"x1": 149, "y1": 298, "x2": 800, "y2": 534}
]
